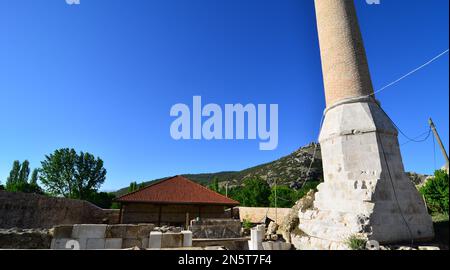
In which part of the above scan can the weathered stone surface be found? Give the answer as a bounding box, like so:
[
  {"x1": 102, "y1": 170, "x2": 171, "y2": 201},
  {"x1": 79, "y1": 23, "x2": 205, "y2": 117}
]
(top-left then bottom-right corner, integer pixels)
[
  {"x1": 279, "y1": 190, "x2": 315, "y2": 243},
  {"x1": 182, "y1": 231, "x2": 193, "y2": 247},
  {"x1": 0, "y1": 191, "x2": 119, "y2": 229},
  {"x1": 266, "y1": 221, "x2": 278, "y2": 236},
  {"x1": 105, "y1": 238, "x2": 123, "y2": 249},
  {"x1": 418, "y1": 246, "x2": 440, "y2": 250},
  {"x1": 86, "y1": 238, "x2": 106, "y2": 249},
  {"x1": 0, "y1": 228, "x2": 51, "y2": 249},
  {"x1": 105, "y1": 224, "x2": 127, "y2": 238},
  {"x1": 71, "y1": 224, "x2": 107, "y2": 239},
  {"x1": 161, "y1": 232, "x2": 183, "y2": 248},
  {"x1": 190, "y1": 219, "x2": 241, "y2": 239},
  {"x1": 50, "y1": 225, "x2": 73, "y2": 239},
  {"x1": 122, "y1": 238, "x2": 142, "y2": 249},
  {"x1": 149, "y1": 231, "x2": 162, "y2": 249},
  {"x1": 137, "y1": 224, "x2": 155, "y2": 239}
]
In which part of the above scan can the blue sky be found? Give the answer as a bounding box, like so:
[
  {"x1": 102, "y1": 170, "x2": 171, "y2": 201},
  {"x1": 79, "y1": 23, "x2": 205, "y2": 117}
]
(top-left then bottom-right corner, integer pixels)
[{"x1": 0, "y1": 0, "x2": 448, "y2": 191}]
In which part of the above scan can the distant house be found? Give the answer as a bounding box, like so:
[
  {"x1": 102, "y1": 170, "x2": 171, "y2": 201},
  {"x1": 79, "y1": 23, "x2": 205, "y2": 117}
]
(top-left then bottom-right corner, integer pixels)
[{"x1": 115, "y1": 176, "x2": 239, "y2": 226}]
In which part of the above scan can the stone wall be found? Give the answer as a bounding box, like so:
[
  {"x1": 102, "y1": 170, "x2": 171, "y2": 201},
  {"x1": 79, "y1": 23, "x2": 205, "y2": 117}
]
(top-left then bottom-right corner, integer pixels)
[
  {"x1": 0, "y1": 191, "x2": 119, "y2": 229},
  {"x1": 51, "y1": 224, "x2": 192, "y2": 250},
  {"x1": 190, "y1": 218, "x2": 242, "y2": 239},
  {"x1": 121, "y1": 203, "x2": 228, "y2": 225}
]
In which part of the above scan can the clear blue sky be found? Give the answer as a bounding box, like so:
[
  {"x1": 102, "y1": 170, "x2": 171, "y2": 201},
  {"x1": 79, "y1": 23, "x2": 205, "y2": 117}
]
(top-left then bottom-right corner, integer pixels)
[{"x1": 0, "y1": 0, "x2": 448, "y2": 191}]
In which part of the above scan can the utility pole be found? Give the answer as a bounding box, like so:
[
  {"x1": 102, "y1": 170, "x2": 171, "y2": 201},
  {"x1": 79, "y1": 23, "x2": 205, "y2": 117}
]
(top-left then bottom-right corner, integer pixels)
[
  {"x1": 429, "y1": 118, "x2": 450, "y2": 172},
  {"x1": 274, "y1": 178, "x2": 277, "y2": 224},
  {"x1": 225, "y1": 181, "x2": 229, "y2": 197}
]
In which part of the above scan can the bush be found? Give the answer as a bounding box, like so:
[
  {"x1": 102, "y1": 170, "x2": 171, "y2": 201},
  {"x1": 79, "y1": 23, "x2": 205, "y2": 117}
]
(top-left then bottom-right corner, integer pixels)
[
  {"x1": 242, "y1": 219, "x2": 253, "y2": 230},
  {"x1": 420, "y1": 170, "x2": 449, "y2": 215},
  {"x1": 346, "y1": 235, "x2": 367, "y2": 250}
]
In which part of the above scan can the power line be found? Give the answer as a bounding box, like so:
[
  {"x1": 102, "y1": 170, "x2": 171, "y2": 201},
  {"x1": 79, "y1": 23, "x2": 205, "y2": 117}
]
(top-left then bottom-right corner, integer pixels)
[{"x1": 373, "y1": 49, "x2": 449, "y2": 96}]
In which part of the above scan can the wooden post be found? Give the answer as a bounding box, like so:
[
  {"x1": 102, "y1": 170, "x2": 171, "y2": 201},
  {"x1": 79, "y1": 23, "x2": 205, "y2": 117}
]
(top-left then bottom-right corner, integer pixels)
[
  {"x1": 158, "y1": 205, "x2": 162, "y2": 226},
  {"x1": 185, "y1": 212, "x2": 190, "y2": 230},
  {"x1": 118, "y1": 204, "x2": 123, "y2": 224}
]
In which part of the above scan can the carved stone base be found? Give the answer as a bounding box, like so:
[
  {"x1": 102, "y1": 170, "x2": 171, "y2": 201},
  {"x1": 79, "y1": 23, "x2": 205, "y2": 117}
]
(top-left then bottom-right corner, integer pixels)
[{"x1": 297, "y1": 98, "x2": 434, "y2": 249}]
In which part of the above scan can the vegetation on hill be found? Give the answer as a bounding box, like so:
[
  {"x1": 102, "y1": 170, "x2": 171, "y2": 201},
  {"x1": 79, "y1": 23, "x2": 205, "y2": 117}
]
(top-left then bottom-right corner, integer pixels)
[{"x1": 115, "y1": 143, "x2": 323, "y2": 197}]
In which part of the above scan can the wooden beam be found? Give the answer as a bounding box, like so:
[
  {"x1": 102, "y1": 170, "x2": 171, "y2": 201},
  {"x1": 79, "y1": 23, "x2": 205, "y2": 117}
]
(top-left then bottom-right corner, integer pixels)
[{"x1": 158, "y1": 205, "x2": 162, "y2": 226}]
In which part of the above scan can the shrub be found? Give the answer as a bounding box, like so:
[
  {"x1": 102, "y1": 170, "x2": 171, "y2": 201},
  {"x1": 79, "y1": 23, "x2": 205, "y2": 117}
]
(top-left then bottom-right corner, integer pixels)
[
  {"x1": 419, "y1": 170, "x2": 449, "y2": 215},
  {"x1": 346, "y1": 235, "x2": 367, "y2": 250},
  {"x1": 242, "y1": 219, "x2": 253, "y2": 230}
]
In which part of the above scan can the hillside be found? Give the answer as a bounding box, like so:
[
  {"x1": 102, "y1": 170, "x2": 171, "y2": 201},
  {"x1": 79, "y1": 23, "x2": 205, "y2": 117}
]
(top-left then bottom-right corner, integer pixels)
[{"x1": 114, "y1": 143, "x2": 323, "y2": 197}]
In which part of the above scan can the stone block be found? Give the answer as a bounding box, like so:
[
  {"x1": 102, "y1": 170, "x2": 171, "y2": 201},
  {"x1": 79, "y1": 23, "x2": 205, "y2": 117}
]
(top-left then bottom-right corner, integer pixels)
[
  {"x1": 51, "y1": 238, "x2": 71, "y2": 250},
  {"x1": 125, "y1": 225, "x2": 140, "y2": 238},
  {"x1": 86, "y1": 238, "x2": 106, "y2": 250},
  {"x1": 51, "y1": 238, "x2": 85, "y2": 250},
  {"x1": 52, "y1": 225, "x2": 73, "y2": 239},
  {"x1": 71, "y1": 224, "x2": 107, "y2": 239},
  {"x1": 105, "y1": 224, "x2": 127, "y2": 238},
  {"x1": 181, "y1": 231, "x2": 192, "y2": 247},
  {"x1": 122, "y1": 238, "x2": 142, "y2": 249},
  {"x1": 161, "y1": 232, "x2": 183, "y2": 248},
  {"x1": 105, "y1": 238, "x2": 123, "y2": 249},
  {"x1": 149, "y1": 231, "x2": 162, "y2": 249},
  {"x1": 137, "y1": 224, "x2": 155, "y2": 239}
]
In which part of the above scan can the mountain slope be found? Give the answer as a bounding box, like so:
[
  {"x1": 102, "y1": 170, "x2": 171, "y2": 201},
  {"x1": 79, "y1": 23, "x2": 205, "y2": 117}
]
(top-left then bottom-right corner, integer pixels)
[{"x1": 114, "y1": 143, "x2": 323, "y2": 196}]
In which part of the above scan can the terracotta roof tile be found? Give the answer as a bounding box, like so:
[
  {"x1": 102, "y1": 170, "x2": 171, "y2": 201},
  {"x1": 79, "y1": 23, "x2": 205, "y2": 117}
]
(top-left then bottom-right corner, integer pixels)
[{"x1": 116, "y1": 176, "x2": 239, "y2": 206}]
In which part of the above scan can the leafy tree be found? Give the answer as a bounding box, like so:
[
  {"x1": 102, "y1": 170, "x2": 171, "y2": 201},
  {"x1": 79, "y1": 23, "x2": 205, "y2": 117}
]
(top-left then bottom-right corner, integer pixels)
[
  {"x1": 6, "y1": 160, "x2": 21, "y2": 190},
  {"x1": 269, "y1": 185, "x2": 297, "y2": 208},
  {"x1": 40, "y1": 148, "x2": 106, "y2": 199},
  {"x1": 138, "y1": 182, "x2": 146, "y2": 189},
  {"x1": 128, "y1": 181, "x2": 138, "y2": 192},
  {"x1": 18, "y1": 160, "x2": 30, "y2": 184},
  {"x1": 30, "y1": 169, "x2": 39, "y2": 186},
  {"x1": 5, "y1": 160, "x2": 43, "y2": 194},
  {"x1": 420, "y1": 170, "x2": 449, "y2": 215},
  {"x1": 238, "y1": 177, "x2": 271, "y2": 207},
  {"x1": 208, "y1": 177, "x2": 220, "y2": 193}
]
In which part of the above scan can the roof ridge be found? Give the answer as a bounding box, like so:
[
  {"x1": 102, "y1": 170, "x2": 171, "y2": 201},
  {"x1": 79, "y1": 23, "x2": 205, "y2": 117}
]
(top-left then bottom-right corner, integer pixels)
[
  {"x1": 116, "y1": 175, "x2": 239, "y2": 205},
  {"x1": 182, "y1": 176, "x2": 239, "y2": 204}
]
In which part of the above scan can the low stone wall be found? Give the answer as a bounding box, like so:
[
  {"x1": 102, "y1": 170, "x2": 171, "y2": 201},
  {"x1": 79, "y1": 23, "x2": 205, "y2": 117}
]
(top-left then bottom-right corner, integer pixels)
[
  {"x1": 51, "y1": 224, "x2": 192, "y2": 250},
  {"x1": 0, "y1": 228, "x2": 52, "y2": 249},
  {"x1": 0, "y1": 191, "x2": 119, "y2": 229},
  {"x1": 192, "y1": 238, "x2": 249, "y2": 250},
  {"x1": 190, "y1": 218, "x2": 241, "y2": 238}
]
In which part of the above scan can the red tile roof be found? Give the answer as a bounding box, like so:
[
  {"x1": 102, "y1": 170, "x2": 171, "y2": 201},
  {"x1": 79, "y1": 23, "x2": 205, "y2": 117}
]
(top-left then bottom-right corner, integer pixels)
[{"x1": 116, "y1": 176, "x2": 239, "y2": 206}]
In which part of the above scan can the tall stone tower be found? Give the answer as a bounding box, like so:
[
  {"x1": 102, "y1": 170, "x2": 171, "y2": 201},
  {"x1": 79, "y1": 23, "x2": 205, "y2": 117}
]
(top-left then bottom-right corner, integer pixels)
[{"x1": 297, "y1": 0, "x2": 434, "y2": 249}]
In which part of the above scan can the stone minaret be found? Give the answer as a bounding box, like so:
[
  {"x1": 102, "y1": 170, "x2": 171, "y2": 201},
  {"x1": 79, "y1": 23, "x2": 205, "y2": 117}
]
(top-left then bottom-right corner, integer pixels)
[{"x1": 296, "y1": 0, "x2": 434, "y2": 249}]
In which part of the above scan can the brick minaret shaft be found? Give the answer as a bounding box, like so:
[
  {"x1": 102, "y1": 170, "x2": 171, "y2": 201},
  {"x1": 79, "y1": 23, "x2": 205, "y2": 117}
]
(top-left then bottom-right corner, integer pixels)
[{"x1": 314, "y1": 0, "x2": 374, "y2": 107}]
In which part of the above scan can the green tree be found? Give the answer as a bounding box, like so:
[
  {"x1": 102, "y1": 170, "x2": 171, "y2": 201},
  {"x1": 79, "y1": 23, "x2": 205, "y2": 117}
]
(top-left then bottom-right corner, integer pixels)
[
  {"x1": 18, "y1": 160, "x2": 30, "y2": 184},
  {"x1": 138, "y1": 182, "x2": 146, "y2": 189},
  {"x1": 208, "y1": 177, "x2": 220, "y2": 193},
  {"x1": 30, "y1": 169, "x2": 39, "y2": 186},
  {"x1": 5, "y1": 161, "x2": 43, "y2": 194},
  {"x1": 239, "y1": 177, "x2": 271, "y2": 207},
  {"x1": 128, "y1": 181, "x2": 138, "y2": 192},
  {"x1": 40, "y1": 148, "x2": 106, "y2": 199},
  {"x1": 6, "y1": 160, "x2": 21, "y2": 190},
  {"x1": 420, "y1": 170, "x2": 449, "y2": 215},
  {"x1": 269, "y1": 185, "x2": 297, "y2": 208}
]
